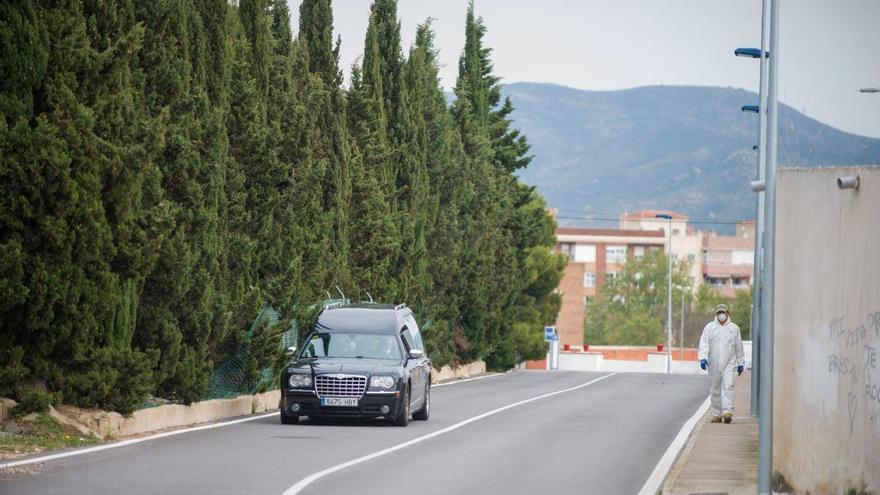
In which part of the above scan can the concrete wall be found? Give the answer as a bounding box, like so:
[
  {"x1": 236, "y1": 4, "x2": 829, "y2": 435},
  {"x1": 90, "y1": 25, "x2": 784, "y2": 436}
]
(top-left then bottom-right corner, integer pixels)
[
  {"x1": 558, "y1": 352, "x2": 603, "y2": 371},
  {"x1": 431, "y1": 360, "x2": 486, "y2": 383},
  {"x1": 7, "y1": 361, "x2": 487, "y2": 441},
  {"x1": 774, "y1": 166, "x2": 880, "y2": 493},
  {"x1": 552, "y1": 350, "x2": 703, "y2": 374}
]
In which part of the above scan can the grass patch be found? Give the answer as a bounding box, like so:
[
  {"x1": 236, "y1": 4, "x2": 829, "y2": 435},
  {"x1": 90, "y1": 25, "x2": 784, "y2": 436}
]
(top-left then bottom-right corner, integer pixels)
[{"x1": 0, "y1": 414, "x2": 100, "y2": 458}]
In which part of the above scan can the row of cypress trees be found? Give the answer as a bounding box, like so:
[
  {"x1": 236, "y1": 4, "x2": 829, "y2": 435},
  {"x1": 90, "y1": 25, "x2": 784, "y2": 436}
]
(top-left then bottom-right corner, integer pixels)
[{"x1": 0, "y1": 0, "x2": 564, "y2": 413}]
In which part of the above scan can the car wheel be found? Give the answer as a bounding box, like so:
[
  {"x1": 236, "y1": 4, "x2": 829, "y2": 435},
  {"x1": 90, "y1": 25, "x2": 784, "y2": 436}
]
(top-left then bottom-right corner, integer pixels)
[
  {"x1": 413, "y1": 382, "x2": 430, "y2": 421},
  {"x1": 280, "y1": 411, "x2": 299, "y2": 425},
  {"x1": 391, "y1": 386, "x2": 410, "y2": 427}
]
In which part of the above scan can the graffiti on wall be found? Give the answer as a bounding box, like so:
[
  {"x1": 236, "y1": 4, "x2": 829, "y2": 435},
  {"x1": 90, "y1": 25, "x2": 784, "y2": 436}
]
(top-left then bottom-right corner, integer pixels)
[{"x1": 826, "y1": 310, "x2": 880, "y2": 435}]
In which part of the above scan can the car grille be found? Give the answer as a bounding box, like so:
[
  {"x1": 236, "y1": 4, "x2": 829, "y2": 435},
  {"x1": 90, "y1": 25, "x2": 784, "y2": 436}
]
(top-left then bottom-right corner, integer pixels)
[{"x1": 315, "y1": 375, "x2": 367, "y2": 398}]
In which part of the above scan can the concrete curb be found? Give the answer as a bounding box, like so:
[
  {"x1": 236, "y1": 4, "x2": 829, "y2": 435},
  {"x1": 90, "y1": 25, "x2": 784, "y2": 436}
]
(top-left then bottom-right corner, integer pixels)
[
  {"x1": 4, "y1": 360, "x2": 486, "y2": 442},
  {"x1": 119, "y1": 390, "x2": 281, "y2": 437},
  {"x1": 638, "y1": 396, "x2": 711, "y2": 495},
  {"x1": 124, "y1": 360, "x2": 484, "y2": 436},
  {"x1": 661, "y1": 409, "x2": 709, "y2": 493}
]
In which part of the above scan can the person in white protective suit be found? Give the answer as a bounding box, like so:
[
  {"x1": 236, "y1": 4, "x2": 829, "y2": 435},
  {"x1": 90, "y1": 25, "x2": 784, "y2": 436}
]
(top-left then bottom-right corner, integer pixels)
[{"x1": 698, "y1": 303, "x2": 745, "y2": 424}]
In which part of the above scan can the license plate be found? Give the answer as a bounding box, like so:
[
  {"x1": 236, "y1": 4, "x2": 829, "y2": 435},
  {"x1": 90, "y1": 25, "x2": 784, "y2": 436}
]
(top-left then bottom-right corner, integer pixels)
[{"x1": 320, "y1": 397, "x2": 358, "y2": 407}]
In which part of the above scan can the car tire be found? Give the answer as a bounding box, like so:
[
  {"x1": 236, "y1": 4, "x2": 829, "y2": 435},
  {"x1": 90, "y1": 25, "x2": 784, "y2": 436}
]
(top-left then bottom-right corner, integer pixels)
[
  {"x1": 280, "y1": 411, "x2": 299, "y2": 425},
  {"x1": 412, "y1": 382, "x2": 430, "y2": 421},
  {"x1": 391, "y1": 386, "x2": 410, "y2": 427}
]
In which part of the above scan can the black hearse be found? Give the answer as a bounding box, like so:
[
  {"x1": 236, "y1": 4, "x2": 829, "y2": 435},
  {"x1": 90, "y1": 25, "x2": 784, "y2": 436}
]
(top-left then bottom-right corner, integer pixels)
[{"x1": 279, "y1": 303, "x2": 431, "y2": 426}]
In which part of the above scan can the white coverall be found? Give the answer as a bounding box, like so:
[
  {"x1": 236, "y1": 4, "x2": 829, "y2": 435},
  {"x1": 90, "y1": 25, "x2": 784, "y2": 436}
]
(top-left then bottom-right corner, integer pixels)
[{"x1": 698, "y1": 317, "x2": 746, "y2": 416}]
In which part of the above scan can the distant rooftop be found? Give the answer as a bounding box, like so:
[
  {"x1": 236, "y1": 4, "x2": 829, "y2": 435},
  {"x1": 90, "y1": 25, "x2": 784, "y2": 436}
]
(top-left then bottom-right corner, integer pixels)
[
  {"x1": 703, "y1": 235, "x2": 755, "y2": 249},
  {"x1": 556, "y1": 227, "x2": 665, "y2": 238},
  {"x1": 622, "y1": 210, "x2": 689, "y2": 220}
]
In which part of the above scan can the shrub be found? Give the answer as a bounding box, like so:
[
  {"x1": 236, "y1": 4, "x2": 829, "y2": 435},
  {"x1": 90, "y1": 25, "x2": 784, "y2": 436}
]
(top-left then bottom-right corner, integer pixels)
[
  {"x1": 58, "y1": 347, "x2": 156, "y2": 415},
  {"x1": 0, "y1": 347, "x2": 28, "y2": 397},
  {"x1": 11, "y1": 388, "x2": 59, "y2": 417}
]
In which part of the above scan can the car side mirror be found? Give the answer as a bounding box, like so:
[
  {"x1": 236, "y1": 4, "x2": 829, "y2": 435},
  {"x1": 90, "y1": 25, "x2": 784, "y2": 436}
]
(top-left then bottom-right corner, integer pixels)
[
  {"x1": 285, "y1": 345, "x2": 297, "y2": 357},
  {"x1": 408, "y1": 349, "x2": 424, "y2": 359}
]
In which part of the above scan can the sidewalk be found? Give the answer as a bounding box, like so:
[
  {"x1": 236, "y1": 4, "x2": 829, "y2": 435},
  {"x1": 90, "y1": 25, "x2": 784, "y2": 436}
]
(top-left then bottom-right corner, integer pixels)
[{"x1": 663, "y1": 370, "x2": 758, "y2": 495}]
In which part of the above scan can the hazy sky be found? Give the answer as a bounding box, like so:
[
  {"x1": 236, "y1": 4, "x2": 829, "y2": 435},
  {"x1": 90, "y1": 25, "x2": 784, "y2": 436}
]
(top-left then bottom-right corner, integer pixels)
[{"x1": 288, "y1": 0, "x2": 880, "y2": 138}]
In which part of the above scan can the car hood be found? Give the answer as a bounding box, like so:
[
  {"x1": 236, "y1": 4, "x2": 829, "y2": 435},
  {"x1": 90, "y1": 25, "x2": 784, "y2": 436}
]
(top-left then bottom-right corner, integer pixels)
[{"x1": 288, "y1": 358, "x2": 404, "y2": 376}]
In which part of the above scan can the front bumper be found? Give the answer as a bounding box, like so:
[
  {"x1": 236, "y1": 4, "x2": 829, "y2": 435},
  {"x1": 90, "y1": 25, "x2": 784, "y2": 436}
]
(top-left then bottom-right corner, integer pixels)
[{"x1": 282, "y1": 389, "x2": 403, "y2": 418}]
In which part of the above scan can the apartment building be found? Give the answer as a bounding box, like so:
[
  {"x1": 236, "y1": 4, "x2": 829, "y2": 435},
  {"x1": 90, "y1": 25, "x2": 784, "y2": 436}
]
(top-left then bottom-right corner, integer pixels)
[
  {"x1": 702, "y1": 224, "x2": 756, "y2": 297},
  {"x1": 554, "y1": 227, "x2": 666, "y2": 347},
  {"x1": 737, "y1": 219, "x2": 756, "y2": 238},
  {"x1": 552, "y1": 213, "x2": 756, "y2": 347},
  {"x1": 619, "y1": 210, "x2": 704, "y2": 289}
]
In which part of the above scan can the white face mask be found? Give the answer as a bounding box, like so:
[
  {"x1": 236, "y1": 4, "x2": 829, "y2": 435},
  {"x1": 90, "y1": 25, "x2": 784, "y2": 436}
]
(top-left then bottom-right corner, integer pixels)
[{"x1": 717, "y1": 313, "x2": 728, "y2": 323}]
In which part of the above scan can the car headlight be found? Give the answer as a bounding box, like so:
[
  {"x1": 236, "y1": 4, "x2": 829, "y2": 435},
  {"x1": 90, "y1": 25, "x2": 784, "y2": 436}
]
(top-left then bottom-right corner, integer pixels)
[
  {"x1": 369, "y1": 376, "x2": 395, "y2": 389},
  {"x1": 288, "y1": 374, "x2": 312, "y2": 388}
]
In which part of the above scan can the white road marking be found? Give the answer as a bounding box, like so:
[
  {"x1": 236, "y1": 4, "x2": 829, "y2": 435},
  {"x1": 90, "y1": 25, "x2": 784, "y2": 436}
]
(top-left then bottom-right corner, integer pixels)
[
  {"x1": 0, "y1": 370, "x2": 507, "y2": 470},
  {"x1": 637, "y1": 395, "x2": 711, "y2": 495},
  {"x1": 0, "y1": 411, "x2": 278, "y2": 470},
  {"x1": 281, "y1": 372, "x2": 619, "y2": 495},
  {"x1": 432, "y1": 372, "x2": 504, "y2": 387}
]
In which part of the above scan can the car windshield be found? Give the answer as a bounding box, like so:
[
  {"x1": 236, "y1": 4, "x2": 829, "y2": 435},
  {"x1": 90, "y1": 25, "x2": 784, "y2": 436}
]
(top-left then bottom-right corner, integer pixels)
[{"x1": 300, "y1": 333, "x2": 402, "y2": 360}]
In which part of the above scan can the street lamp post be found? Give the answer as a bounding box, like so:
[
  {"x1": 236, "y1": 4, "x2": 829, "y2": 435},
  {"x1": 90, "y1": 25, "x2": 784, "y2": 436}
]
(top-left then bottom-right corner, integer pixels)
[
  {"x1": 735, "y1": 0, "x2": 771, "y2": 420},
  {"x1": 737, "y1": 3, "x2": 779, "y2": 490},
  {"x1": 757, "y1": 0, "x2": 781, "y2": 491},
  {"x1": 656, "y1": 213, "x2": 673, "y2": 374},
  {"x1": 680, "y1": 285, "x2": 686, "y2": 362}
]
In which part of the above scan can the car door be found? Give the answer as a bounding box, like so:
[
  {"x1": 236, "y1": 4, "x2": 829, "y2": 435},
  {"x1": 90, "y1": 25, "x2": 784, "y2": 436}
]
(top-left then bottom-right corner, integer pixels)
[
  {"x1": 398, "y1": 325, "x2": 421, "y2": 408},
  {"x1": 402, "y1": 314, "x2": 428, "y2": 407}
]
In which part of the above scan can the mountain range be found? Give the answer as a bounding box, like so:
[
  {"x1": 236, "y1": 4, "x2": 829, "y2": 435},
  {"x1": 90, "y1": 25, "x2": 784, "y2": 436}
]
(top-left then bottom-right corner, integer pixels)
[{"x1": 500, "y1": 83, "x2": 880, "y2": 230}]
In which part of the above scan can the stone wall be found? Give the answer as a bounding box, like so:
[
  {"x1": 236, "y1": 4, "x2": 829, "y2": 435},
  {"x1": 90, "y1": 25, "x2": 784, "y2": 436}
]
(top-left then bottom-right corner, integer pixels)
[{"x1": 773, "y1": 166, "x2": 880, "y2": 492}]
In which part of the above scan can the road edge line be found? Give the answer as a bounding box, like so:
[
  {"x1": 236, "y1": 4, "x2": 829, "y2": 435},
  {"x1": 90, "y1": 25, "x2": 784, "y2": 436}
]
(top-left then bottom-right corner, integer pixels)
[
  {"x1": 637, "y1": 395, "x2": 711, "y2": 495},
  {"x1": 282, "y1": 372, "x2": 619, "y2": 495},
  {"x1": 433, "y1": 372, "x2": 503, "y2": 387},
  {"x1": 0, "y1": 372, "x2": 507, "y2": 470},
  {"x1": 0, "y1": 411, "x2": 278, "y2": 470}
]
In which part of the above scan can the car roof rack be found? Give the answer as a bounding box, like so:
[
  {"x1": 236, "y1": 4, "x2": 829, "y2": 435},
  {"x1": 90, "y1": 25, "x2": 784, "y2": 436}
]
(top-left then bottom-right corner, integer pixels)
[{"x1": 324, "y1": 301, "x2": 345, "y2": 310}]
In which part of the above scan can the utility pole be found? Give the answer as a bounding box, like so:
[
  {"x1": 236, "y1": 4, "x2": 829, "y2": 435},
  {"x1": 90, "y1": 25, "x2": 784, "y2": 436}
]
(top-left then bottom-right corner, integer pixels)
[
  {"x1": 654, "y1": 214, "x2": 674, "y2": 374},
  {"x1": 667, "y1": 221, "x2": 672, "y2": 374},
  {"x1": 680, "y1": 285, "x2": 686, "y2": 362},
  {"x1": 750, "y1": 0, "x2": 771, "y2": 418},
  {"x1": 757, "y1": 0, "x2": 780, "y2": 491}
]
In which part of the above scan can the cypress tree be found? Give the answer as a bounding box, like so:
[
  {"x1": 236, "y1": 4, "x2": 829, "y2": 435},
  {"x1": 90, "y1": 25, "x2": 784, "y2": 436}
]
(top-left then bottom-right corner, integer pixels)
[
  {"x1": 297, "y1": 0, "x2": 353, "y2": 295},
  {"x1": 0, "y1": 0, "x2": 564, "y2": 411},
  {"x1": 404, "y1": 21, "x2": 465, "y2": 364},
  {"x1": 134, "y1": 0, "x2": 230, "y2": 403},
  {"x1": 451, "y1": 1, "x2": 562, "y2": 367},
  {"x1": 1, "y1": 0, "x2": 158, "y2": 412},
  {"x1": 0, "y1": 1, "x2": 48, "y2": 121},
  {"x1": 297, "y1": 0, "x2": 342, "y2": 88},
  {"x1": 238, "y1": 0, "x2": 271, "y2": 101},
  {"x1": 450, "y1": 2, "x2": 506, "y2": 359},
  {"x1": 346, "y1": 1, "x2": 409, "y2": 302},
  {"x1": 347, "y1": 64, "x2": 399, "y2": 299},
  {"x1": 358, "y1": 0, "x2": 403, "y2": 200}
]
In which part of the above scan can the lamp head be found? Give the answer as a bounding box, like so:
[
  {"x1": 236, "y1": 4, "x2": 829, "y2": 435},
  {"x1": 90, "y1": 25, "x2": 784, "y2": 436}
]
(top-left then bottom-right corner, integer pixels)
[{"x1": 734, "y1": 48, "x2": 767, "y2": 59}]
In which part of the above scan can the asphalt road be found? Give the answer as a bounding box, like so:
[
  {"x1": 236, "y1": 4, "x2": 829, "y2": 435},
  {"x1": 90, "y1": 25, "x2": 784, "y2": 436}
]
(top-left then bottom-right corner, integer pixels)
[{"x1": 0, "y1": 371, "x2": 707, "y2": 495}]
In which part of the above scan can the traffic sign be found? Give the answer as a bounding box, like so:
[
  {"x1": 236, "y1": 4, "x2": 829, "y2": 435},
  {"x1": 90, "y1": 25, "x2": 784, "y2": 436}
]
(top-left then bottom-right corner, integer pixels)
[{"x1": 544, "y1": 326, "x2": 557, "y2": 342}]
